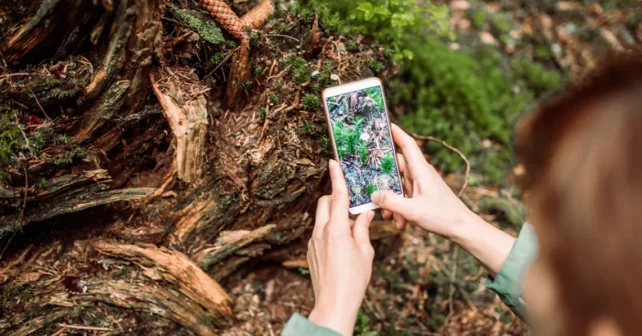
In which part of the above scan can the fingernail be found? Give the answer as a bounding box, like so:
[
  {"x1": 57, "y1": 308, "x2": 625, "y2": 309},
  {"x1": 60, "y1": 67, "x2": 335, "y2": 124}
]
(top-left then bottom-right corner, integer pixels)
[{"x1": 370, "y1": 191, "x2": 380, "y2": 204}]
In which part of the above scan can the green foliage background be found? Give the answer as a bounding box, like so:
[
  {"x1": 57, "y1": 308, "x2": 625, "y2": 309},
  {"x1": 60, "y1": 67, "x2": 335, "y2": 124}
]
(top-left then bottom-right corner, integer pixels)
[{"x1": 298, "y1": 0, "x2": 564, "y2": 183}]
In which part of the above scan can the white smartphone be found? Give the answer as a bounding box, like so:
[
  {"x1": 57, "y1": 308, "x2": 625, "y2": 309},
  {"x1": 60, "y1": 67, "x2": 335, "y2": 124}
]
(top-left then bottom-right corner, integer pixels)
[{"x1": 322, "y1": 77, "x2": 404, "y2": 215}]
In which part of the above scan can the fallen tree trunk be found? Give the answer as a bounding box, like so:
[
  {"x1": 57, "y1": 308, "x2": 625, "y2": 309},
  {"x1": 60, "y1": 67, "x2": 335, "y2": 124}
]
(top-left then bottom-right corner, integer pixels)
[{"x1": 0, "y1": 0, "x2": 393, "y2": 334}]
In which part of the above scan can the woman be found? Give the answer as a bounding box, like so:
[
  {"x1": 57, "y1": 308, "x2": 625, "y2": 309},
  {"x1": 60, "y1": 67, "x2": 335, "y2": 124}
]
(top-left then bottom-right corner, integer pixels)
[{"x1": 282, "y1": 55, "x2": 642, "y2": 336}]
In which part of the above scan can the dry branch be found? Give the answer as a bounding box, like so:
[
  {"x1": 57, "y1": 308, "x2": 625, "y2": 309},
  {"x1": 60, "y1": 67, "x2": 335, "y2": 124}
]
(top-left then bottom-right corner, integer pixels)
[
  {"x1": 93, "y1": 242, "x2": 233, "y2": 323},
  {"x1": 150, "y1": 69, "x2": 209, "y2": 182},
  {"x1": 196, "y1": 224, "x2": 276, "y2": 270}
]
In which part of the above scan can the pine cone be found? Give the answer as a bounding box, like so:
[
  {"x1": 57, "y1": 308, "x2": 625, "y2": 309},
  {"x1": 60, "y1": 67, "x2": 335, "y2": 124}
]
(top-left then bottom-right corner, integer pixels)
[
  {"x1": 240, "y1": 0, "x2": 275, "y2": 29},
  {"x1": 201, "y1": 0, "x2": 246, "y2": 40}
]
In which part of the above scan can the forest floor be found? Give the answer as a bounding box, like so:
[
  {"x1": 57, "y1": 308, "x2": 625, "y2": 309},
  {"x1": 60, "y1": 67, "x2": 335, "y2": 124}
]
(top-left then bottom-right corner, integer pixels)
[
  {"x1": 0, "y1": 1, "x2": 639, "y2": 335},
  {"x1": 220, "y1": 1, "x2": 641, "y2": 335}
]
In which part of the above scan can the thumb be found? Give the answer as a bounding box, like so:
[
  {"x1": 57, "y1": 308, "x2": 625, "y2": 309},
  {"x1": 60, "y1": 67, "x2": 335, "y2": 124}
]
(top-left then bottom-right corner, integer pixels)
[
  {"x1": 371, "y1": 191, "x2": 415, "y2": 220},
  {"x1": 353, "y1": 210, "x2": 375, "y2": 253}
]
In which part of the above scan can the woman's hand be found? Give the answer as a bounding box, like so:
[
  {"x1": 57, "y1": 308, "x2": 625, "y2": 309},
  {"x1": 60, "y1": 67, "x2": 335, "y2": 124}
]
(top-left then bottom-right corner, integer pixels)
[
  {"x1": 371, "y1": 124, "x2": 476, "y2": 240},
  {"x1": 307, "y1": 159, "x2": 376, "y2": 336},
  {"x1": 371, "y1": 124, "x2": 515, "y2": 275}
]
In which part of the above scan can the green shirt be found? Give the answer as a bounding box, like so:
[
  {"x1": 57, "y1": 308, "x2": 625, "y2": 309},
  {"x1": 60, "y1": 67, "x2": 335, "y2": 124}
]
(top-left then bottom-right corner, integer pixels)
[{"x1": 281, "y1": 224, "x2": 538, "y2": 335}]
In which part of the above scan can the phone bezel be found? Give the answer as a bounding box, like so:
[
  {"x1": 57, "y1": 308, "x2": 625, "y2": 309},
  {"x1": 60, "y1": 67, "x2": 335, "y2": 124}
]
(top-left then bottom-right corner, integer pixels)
[{"x1": 322, "y1": 77, "x2": 405, "y2": 215}]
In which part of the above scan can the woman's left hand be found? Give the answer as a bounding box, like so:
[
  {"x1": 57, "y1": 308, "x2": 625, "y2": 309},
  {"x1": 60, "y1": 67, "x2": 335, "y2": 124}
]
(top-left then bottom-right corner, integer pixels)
[{"x1": 307, "y1": 159, "x2": 376, "y2": 336}]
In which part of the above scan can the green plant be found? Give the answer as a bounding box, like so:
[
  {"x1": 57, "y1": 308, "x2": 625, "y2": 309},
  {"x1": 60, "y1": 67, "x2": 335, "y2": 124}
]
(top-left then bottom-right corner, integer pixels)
[
  {"x1": 359, "y1": 143, "x2": 369, "y2": 165},
  {"x1": 472, "y1": 7, "x2": 486, "y2": 28},
  {"x1": 268, "y1": 92, "x2": 279, "y2": 104},
  {"x1": 241, "y1": 80, "x2": 253, "y2": 89},
  {"x1": 354, "y1": 309, "x2": 378, "y2": 336},
  {"x1": 58, "y1": 134, "x2": 70, "y2": 145},
  {"x1": 303, "y1": 94, "x2": 321, "y2": 110},
  {"x1": 258, "y1": 106, "x2": 266, "y2": 118},
  {"x1": 274, "y1": 80, "x2": 283, "y2": 89},
  {"x1": 303, "y1": 121, "x2": 314, "y2": 133},
  {"x1": 72, "y1": 146, "x2": 85, "y2": 158},
  {"x1": 301, "y1": 0, "x2": 453, "y2": 63},
  {"x1": 368, "y1": 59, "x2": 385, "y2": 73},
  {"x1": 364, "y1": 183, "x2": 377, "y2": 196},
  {"x1": 380, "y1": 152, "x2": 395, "y2": 174},
  {"x1": 0, "y1": 113, "x2": 20, "y2": 164},
  {"x1": 111, "y1": 266, "x2": 131, "y2": 279},
  {"x1": 253, "y1": 64, "x2": 264, "y2": 76},
  {"x1": 210, "y1": 51, "x2": 225, "y2": 64},
  {"x1": 394, "y1": 39, "x2": 563, "y2": 182},
  {"x1": 286, "y1": 56, "x2": 311, "y2": 83}
]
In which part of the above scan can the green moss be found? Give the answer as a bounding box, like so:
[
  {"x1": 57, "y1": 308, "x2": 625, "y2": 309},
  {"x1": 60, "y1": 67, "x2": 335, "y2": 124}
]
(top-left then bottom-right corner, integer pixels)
[
  {"x1": 268, "y1": 92, "x2": 279, "y2": 104},
  {"x1": 368, "y1": 59, "x2": 385, "y2": 73},
  {"x1": 286, "y1": 56, "x2": 311, "y2": 83},
  {"x1": 258, "y1": 106, "x2": 266, "y2": 118},
  {"x1": 365, "y1": 183, "x2": 377, "y2": 196},
  {"x1": 111, "y1": 266, "x2": 131, "y2": 279},
  {"x1": 303, "y1": 121, "x2": 313, "y2": 133},
  {"x1": 395, "y1": 40, "x2": 563, "y2": 183},
  {"x1": 471, "y1": 7, "x2": 486, "y2": 28},
  {"x1": 491, "y1": 13, "x2": 511, "y2": 32},
  {"x1": 0, "y1": 112, "x2": 21, "y2": 164},
  {"x1": 253, "y1": 65, "x2": 264, "y2": 76},
  {"x1": 303, "y1": 94, "x2": 321, "y2": 110},
  {"x1": 380, "y1": 152, "x2": 395, "y2": 174},
  {"x1": 210, "y1": 52, "x2": 225, "y2": 64},
  {"x1": 167, "y1": 4, "x2": 224, "y2": 45},
  {"x1": 198, "y1": 314, "x2": 213, "y2": 327}
]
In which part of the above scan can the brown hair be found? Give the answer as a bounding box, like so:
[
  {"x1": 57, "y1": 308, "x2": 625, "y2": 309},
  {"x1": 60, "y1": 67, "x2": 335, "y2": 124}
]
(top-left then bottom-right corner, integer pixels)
[{"x1": 515, "y1": 53, "x2": 642, "y2": 335}]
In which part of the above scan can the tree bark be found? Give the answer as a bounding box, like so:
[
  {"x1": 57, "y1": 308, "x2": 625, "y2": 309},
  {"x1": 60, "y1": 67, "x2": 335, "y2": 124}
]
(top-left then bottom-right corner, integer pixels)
[{"x1": 0, "y1": 0, "x2": 389, "y2": 334}]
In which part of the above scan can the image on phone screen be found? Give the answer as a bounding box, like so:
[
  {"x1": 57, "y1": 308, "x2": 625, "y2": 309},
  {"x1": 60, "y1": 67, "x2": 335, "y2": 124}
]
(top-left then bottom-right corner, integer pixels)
[{"x1": 325, "y1": 85, "x2": 403, "y2": 209}]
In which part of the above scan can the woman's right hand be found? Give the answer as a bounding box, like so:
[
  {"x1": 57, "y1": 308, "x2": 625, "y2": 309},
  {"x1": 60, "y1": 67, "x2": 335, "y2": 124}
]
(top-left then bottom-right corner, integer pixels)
[{"x1": 370, "y1": 124, "x2": 478, "y2": 241}]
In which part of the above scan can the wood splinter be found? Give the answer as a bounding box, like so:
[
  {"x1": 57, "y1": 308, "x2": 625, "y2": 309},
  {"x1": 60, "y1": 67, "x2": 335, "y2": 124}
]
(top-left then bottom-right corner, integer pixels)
[{"x1": 150, "y1": 68, "x2": 209, "y2": 182}]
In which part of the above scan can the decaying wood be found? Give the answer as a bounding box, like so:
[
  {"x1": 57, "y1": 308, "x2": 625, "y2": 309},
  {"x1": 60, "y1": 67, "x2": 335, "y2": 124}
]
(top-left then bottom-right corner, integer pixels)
[
  {"x1": 150, "y1": 68, "x2": 209, "y2": 182},
  {"x1": 11, "y1": 310, "x2": 69, "y2": 336},
  {"x1": 93, "y1": 241, "x2": 233, "y2": 323},
  {"x1": 48, "y1": 280, "x2": 223, "y2": 336},
  {"x1": 196, "y1": 224, "x2": 276, "y2": 270},
  {"x1": 0, "y1": 170, "x2": 154, "y2": 230}
]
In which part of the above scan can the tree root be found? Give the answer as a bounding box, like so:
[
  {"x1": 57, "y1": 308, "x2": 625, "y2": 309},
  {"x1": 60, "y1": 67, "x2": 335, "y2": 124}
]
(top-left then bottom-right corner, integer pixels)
[
  {"x1": 93, "y1": 241, "x2": 233, "y2": 324},
  {"x1": 150, "y1": 68, "x2": 209, "y2": 182}
]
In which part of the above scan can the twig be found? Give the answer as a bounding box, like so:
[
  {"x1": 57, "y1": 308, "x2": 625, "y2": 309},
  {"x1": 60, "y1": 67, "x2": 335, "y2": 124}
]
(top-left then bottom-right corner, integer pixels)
[
  {"x1": 57, "y1": 324, "x2": 114, "y2": 331},
  {"x1": 207, "y1": 47, "x2": 239, "y2": 77},
  {"x1": 0, "y1": 72, "x2": 34, "y2": 79},
  {"x1": 12, "y1": 111, "x2": 35, "y2": 157},
  {"x1": 266, "y1": 34, "x2": 300, "y2": 42},
  {"x1": 406, "y1": 131, "x2": 470, "y2": 197},
  {"x1": 27, "y1": 87, "x2": 51, "y2": 120}
]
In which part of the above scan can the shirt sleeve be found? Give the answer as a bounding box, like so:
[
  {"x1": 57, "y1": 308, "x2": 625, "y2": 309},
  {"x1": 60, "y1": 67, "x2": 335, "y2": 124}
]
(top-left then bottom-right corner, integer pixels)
[
  {"x1": 485, "y1": 223, "x2": 538, "y2": 319},
  {"x1": 281, "y1": 313, "x2": 342, "y2": 336}
]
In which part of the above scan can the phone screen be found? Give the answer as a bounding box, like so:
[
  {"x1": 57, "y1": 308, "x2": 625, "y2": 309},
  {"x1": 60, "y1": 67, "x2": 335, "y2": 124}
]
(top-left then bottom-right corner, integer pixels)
[{"x1": 325, "y1": 85, "x2": 403, "y2": 209}]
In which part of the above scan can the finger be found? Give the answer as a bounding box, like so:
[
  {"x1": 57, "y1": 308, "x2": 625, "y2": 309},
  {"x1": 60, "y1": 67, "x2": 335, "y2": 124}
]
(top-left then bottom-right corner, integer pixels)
[
  {"x1": 393, "y1": 212, "x2": 406, "y2": 230},
  {"x1": 397, "y1": 153, "x2": 407, "y2": 176},
  {"x1": 353, "y1": 211, "x2": 375, "y2": 254},
  {"x1": 313, "y1": 195, "x2": 332, "y2": 236},
  {"x1": 328, "y1": 159, "x2": 350, "y2": 220},
  {"x1": 371, "y1": 190, "x2": 416, "y2": 221},
  {"x1": 382, "y1": 209, "x2": 392, "y2": 219},
  {"x1": 397, "y1": 154, "x2": 413, "y2": 196},
  {"x1": 391, "y1": 124, "x2": 426, "y2": 177}
]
